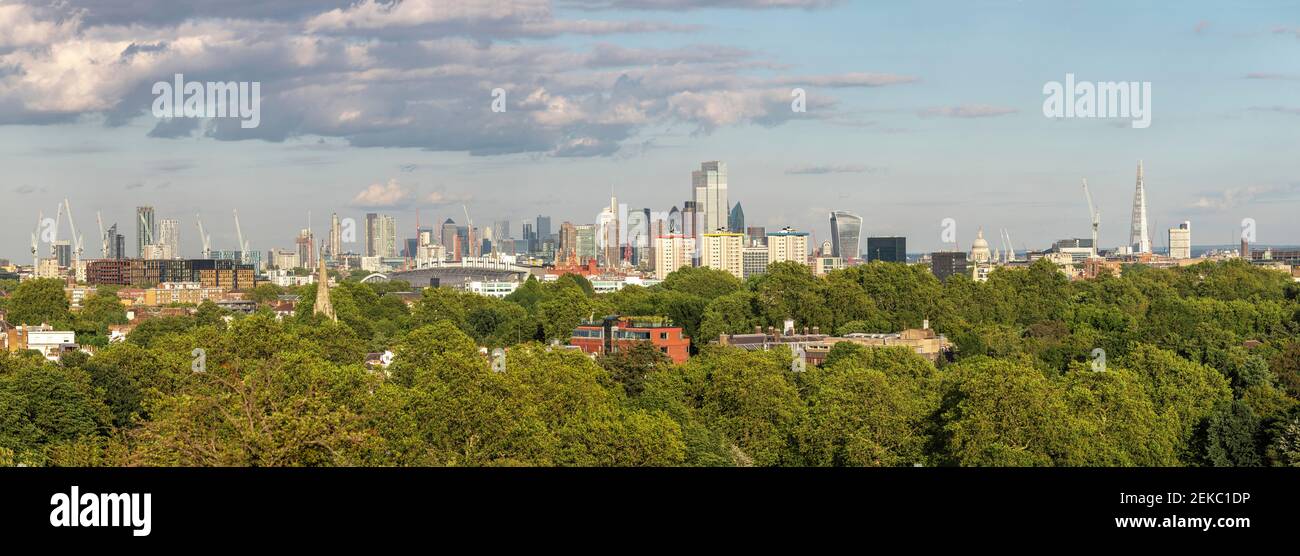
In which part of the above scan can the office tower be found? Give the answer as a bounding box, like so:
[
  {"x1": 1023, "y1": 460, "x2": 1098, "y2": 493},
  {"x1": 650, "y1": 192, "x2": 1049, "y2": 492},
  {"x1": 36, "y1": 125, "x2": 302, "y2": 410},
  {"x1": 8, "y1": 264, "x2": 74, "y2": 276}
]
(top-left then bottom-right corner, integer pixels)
[
  {"x1": 598, "y1": 204, "x2": 618, "y2": 266},
  {"x1": 728, "y1": 202, "x2": 745, "y2": 233},
  {"x1": 626, "y1": 208, "x2": 651, "y2": 265},
  {"x1": 136, "y1": 206, "x2": 155, "y2": 258},
  {"x1": 746, "y1": 226, "x2": 767, "y2": 247},
  {"x1": 1129, "y1": 161, "x2": 1151, "y2": 254},
  {"x1": 157, "y1": 218, "x2": 180, "y2": 259},
  {"x1": 931, "y1": 251, "x2": 969, "y2": 281},
  {"x1": 493, "y1": 220, "x2": 510, "y2": 242},
  {"x1": 576, "y1": 225, "x2": 597, "y2": 262},
  {"x1": 1168, "y1": 221, "x2": 1191, "y2": 259},
  {"x1": 54, "y1": 240, "x2": 72, "y2": 267},
  {"x1": 106, "y1": 223, "x2": 125, "y2": 260},
  {"x1": 329, "y1": 213, "x2": 342, "y2": 259},
  {"x1": 403, "y1": 238, "x2": 417, "y2": 258},
  {"x1": 558, "y1": 221, "x2": 577, "y2": 261},
  {"x1": 365, "y1": 213, "x2": 379, "y2": 257},
  {"x1": 742, "y1": 245, "x2": 769, "y2": 278},
  {"x1": 829, "y1": 211, "x2": 863, "y2": 263},
  {"x1": 680, "y1": 201, "x2": 700, "y2": 262},
  {"x1": 655, "y1": 235, "x2": 696, "y2": 280},
  {"x1": 692, "y1": 161, "x2": 728, "y2": 233},
  {"x1": 767, "y1": 228, "x2": 809, "y2": 264},
  {"x1": 437, "y1": 218, "x2": 456, "y2": 255},
  {"x1": 522, "y1": 223, "x2": 535, "y2": 252},
  {"x1": 536, "y1": 216, "x2": 551, "y2": 245},
  {"x1": 297, "y1": 227, "x2": 317, "y2": 266},
  {"x1": 702, "y1": 232, "x2": 745, "y2": 279},
  {"x1": 866, "y1": 236, "x2": 907, "y2": 263},
  {"x1": 378, "y1": 215, "x2": 397, "y2": 258}
]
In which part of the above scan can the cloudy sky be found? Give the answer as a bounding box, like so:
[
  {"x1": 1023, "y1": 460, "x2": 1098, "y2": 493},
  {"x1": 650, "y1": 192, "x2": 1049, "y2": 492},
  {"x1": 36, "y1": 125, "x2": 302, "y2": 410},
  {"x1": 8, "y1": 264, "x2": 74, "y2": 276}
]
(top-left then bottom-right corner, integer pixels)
[{"x1": 2, "y1": 0, "x2": 1298, "y2": 260}]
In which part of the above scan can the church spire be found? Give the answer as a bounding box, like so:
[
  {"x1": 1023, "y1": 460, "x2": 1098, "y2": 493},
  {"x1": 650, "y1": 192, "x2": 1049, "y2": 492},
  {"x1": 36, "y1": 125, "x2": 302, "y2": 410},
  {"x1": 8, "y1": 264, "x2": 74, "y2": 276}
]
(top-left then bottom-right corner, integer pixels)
[{"x1": 313, "y1": 255, "x2": 336, "y2": 322}]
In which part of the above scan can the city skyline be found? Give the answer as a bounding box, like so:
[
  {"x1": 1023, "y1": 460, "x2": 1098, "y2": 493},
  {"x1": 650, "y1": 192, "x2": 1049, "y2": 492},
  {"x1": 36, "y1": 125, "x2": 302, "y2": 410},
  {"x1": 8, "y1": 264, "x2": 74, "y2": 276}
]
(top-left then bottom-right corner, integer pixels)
[{"x1": 3, "y1": 1, "x2": 1299, "y2": 259}]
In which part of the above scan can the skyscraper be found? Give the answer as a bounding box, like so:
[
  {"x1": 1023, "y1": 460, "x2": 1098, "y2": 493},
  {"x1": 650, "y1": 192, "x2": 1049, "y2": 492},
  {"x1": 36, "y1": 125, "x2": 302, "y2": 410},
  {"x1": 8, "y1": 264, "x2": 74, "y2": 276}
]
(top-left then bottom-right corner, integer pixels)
[
  {"x1": 829, "y1": 211, "x2": 863, "y2": 263},
  {"x1": 576, "y1": 225, "x2": 597, "y2": 262},
  {"x1": 136, "y1": 206, "x2": 155, "y2": 258},
  {"x1": 297, "y1": 228, "x2": 316, "y2": 268},
  {"x1": 536, "y1": 215, "x2": 551, "y2": 246},
  {"x1": 1168, "y1": 221, "x2": 1191, "y2": 259},
  {"x1": 728, "y1": 202, "x2": 745, "y2": 233},
  {"x1": 379, "y1": 215, "x2": 397, "y2": 258},
  {"x1": 692, "y1": 161, "x2": 728, "y2": 233},
  {"x1": 329, "y1": 213, "x2": 342, "y2": 259},
  {"x1": 159, "y1": 218, "x2": 180, "y2": 259},
  {"x1": 625, "y1": 208, "x2": 651, "y2": 265},
  {"x1": 558, "y1": 221, "x2": 577, "y2": 261},
  {"x1": 106, "y1": 223, "x2": 125, "y2": 260},
  {"x1": 866, "y1": 237, "x2": 907, "y2": 263},
  {"x1": 1129, "y1": 161, "x2": 1151, "y2": 254},
  {"x1": 365, "y1": 213, "x2": 379, "y2": 257},
  {"x1": 441, "y1": 218, "x2": 458, "y2": 256}
]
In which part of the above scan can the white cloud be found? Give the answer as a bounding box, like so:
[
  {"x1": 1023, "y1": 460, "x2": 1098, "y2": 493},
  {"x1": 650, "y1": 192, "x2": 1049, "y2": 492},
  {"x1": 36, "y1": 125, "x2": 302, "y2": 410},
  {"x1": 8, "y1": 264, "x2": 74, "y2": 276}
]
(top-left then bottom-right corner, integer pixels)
[{"x1": 351, "y1": 179, "x2": 411, "y2": 207}]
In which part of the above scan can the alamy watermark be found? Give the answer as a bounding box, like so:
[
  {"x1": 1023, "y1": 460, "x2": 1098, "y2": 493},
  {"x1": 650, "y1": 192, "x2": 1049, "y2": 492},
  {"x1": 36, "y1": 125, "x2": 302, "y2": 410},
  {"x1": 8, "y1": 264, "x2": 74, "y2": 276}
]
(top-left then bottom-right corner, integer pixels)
[
  {"x1": 1043, "y1": 73, "x2": 1151, "y2": 129},
  {"x1": 152, "y1": 73, "x2": 261, "y2": 129}
]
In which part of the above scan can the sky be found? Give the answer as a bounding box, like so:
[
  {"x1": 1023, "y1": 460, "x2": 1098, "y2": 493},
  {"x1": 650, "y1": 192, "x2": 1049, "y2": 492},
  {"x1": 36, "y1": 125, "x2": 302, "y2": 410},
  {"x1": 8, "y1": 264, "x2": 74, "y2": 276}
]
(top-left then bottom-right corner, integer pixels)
[{"x1": 2, "y1": 0, "x2": 1298, "y2": 261}]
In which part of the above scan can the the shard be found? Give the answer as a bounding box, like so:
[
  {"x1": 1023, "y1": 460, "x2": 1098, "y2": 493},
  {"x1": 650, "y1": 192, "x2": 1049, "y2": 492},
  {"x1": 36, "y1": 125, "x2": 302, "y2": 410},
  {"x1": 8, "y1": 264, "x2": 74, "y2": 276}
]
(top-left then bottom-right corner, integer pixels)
[{"x1": 1129, "y1": 160, "x2": 1151, "y2": 254}]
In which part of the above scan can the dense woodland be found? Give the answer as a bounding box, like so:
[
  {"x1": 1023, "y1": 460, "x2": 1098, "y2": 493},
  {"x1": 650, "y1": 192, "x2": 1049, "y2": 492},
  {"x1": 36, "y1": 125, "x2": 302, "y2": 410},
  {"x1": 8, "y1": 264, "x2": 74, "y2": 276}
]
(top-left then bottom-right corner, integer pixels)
[{"x1": 1, "y1": 258, "x2": 1299, "y2": 467}]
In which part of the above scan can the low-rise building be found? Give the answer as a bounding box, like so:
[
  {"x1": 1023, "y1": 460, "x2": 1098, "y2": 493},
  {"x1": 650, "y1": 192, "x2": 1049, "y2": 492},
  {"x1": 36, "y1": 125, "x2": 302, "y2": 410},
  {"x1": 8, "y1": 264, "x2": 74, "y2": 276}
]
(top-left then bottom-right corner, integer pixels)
[{"x1": 571, "y1": 315, "x2": 690, "y2": 364}]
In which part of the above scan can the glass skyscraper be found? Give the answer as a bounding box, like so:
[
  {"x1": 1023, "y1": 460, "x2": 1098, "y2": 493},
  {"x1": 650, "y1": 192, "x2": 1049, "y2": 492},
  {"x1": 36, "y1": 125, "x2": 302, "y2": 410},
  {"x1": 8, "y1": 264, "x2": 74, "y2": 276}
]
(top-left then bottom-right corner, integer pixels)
[{"x1": 829, "y1": 211, "x2": 863, "y2": 262}]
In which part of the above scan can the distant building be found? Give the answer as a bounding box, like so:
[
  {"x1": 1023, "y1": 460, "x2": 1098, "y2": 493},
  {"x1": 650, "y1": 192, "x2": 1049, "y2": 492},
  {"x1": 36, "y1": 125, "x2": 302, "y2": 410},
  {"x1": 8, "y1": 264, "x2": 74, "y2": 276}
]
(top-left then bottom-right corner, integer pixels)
[
  {"x1": 571, "y1": 316, "x2": 690, "y2": 364},
  {"x1": 813, "y1": 256, "x2": 844, "y2": 276},
  {"x1": 692, "y1": 161, "x2": 729, "y2": 234},
  {"x1": 728, "y1": 202, "x2": 745, "y2": 233},
  {"x1": 654, "y1": 235, "x2": 696, "y2": 280},
  {"x1": 866, "y1": 236, "x2": 906, "y2": 263},
  {"x1": 931, "y1": 251, "x2": 968, "y2": 281},
  {"x1": 745, "y1": 226, "x2": 767, "y2": 247},
  {"x1": 717, "y1": 323, "x2": 952, "y2": 364},
  {"x1": 702, "y1": 232, "x2": 745, "y2": 279},
  {"x1": 742, "y1": 245, "x2": 769, "y2": 279},
  {"x1": 1168, "y1": 221, "x2": 1191, "y2": 259},
  {"x1": 2, "y1": 324, "x2": 77, "y2": 361},
  {"x1": 829, "y1": 211, "x2": 863, "y2": 263},
  {"x1": 767, "y1": 228, "x2": 809, "y2": 266},
  {"x1": 136, "y1": 206, "x2": 155, "y2": 258}
]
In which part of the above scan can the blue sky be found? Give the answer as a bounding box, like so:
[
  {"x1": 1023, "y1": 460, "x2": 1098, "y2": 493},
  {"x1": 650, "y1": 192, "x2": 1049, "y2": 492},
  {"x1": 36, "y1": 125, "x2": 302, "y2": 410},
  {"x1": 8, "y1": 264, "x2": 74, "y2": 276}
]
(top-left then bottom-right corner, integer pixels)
[{"x1": 2, "y1": 0, "x2": 1297, "y2": 261}]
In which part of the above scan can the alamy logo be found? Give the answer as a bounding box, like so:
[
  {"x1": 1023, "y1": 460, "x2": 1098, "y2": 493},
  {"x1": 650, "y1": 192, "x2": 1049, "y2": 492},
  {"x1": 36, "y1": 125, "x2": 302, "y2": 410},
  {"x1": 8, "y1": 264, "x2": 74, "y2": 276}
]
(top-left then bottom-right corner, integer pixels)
[
  {"x1": 152, "y1": 73, "x2": 261, "y2": 129},
  {"x1": 1042, "y1": 73, "x2": 1151, "y2": 129},
  {"x1": 50, "y1": 486, "x2": 151, "y2": 537}
]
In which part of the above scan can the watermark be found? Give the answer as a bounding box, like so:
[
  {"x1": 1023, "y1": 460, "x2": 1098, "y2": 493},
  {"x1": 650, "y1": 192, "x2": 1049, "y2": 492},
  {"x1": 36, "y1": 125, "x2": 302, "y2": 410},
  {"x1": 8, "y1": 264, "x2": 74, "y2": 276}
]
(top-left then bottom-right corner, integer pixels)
[
  {"x1": 1042, "y1": 73, "x2": 1151, "y2": 129},
  {"x1": 1090, "y1": 348, "x2": 1107, "y2": 372},
  {"x1": 152, "y1": 73, "x2": 261, "y2": 129},
  {"x1": 791, "y1": 88, "x2": 806, "y2": 113},
  {"x1": 50, "y1": 486, "x2": 151, "y2": 537},
  {"x1": 790, "y1": 344, "x2": 806, "y2": 373},
  {"x1": 491, "y1": 88, "x2": 507, "y2": 113},
  {"x1": 1240, "y1": 217, "x2": 1256, "y2": 243},
  {"x1": 341, "y1": 217, "x2": 357, "y2": 244},
  {"x1": 491, "y1": 348, "x2": 506, "y2": 373},
  {"x1": 191, "y1": 348, "x2": 206, "y2": 373},
  {"x1": 940, "y1": 217, "x2": 957, "y2": 245}
]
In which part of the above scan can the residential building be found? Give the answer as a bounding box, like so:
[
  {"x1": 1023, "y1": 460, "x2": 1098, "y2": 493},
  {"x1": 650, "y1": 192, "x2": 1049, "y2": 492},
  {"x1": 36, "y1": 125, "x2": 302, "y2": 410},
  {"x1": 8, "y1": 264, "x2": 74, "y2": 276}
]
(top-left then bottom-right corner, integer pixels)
[
  {"x1": 1169, "y1": 221, "x2": 1191, "y2": 259},
  {"x1": 654, "y1": 234, "x2": 696, "y2": 280},
  {"x1": 702, "y1": 231, "x2": 745, "y2": 279},
  {"x1": 767, "y1": 228, "x2": 809, "y2": 265},
  {"x1": 571, "y1": 316, "x2": 690, "y2": 364}
]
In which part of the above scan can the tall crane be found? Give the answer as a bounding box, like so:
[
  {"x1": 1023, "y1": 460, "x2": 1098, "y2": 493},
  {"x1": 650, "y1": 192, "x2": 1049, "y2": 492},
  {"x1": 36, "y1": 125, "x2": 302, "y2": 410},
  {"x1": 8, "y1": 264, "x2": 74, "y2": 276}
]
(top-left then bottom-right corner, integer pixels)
[
  {"x1": 96, "y1": 211, "x2": 108, "y2": 258},
  {"x1": 52, "y1": 202, "x2": 63, "y2": 258},
  {"x1": 195, "y1": 213, "x2": 212, "y2": 259},
  {"x1": 31, "y1": 211, "x2": 42, "y2": 270},
  {"x1": 1082, "y1": 179, "x2": 1100, "y2": 258},
  {"x1": 1002, "y1": 228, "x2": 1015, "y2": 262},
  {"x1": 63, "y1": 198, "x2": 84, "y2": 270},
  {"x1": 233, "y1": 209, "x2": 248, "y2": 263},
  {"x1": 462, "y1": 204, "x2": 475, "y2": 257}
]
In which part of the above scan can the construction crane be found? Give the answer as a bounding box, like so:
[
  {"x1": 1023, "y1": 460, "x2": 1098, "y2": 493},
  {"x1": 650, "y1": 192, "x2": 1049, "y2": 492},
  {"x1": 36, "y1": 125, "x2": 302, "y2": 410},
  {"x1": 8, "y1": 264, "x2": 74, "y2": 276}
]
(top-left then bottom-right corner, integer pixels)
[
  {"x1": 1002, "y1": 228, "x2": 1015, "y2": 262},
  {"x1": 462, "y1": 204, "x2": 475, "y2": 257},
  {"x1": 195, "y1": 213, "x2": 212, "y2": 259},
  {"x1": 96, "y1": 211, "x2": 108, "y2": 258},
  {"x1": 62, "y1": 198, "x2": 84, "y2": 269},
  {"x1": 233, "y1": 209, "x2": 248, "y2": 263},
  {"x1": 1082, "y1": 179, "x2": 1100, "y2": 258},
  {"x1": 31, "y1": 211, "x2": 42, "y2": 269},
  {"x1": 52, "y1": 202, "x2": 62, "y2": 258}
]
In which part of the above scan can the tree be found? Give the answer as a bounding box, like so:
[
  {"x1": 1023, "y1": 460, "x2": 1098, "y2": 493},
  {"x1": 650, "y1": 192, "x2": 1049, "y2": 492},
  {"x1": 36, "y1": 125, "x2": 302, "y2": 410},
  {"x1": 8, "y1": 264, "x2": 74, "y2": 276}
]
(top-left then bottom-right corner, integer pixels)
[
  {"x1": 79, "y1": 290, "x2": 128, "y2": 327},
  {"x1": 1197, "y1": 401, "x2": 1262, "y2": 467},
  {"x1": 249, "y1": 283, "x2": 284, "y2": 305},
  {"x1": 658, "y1": 266, "x2": 743, "y2": 300},
  {"x1": 598, "y1": 341, "x2": 669, "y2": 396},
  {"x1": 937, "y1": 358, "x2": 1079, "y2": 466},
  {"x1": 7, "y1": 278, "x2": 71, "y2": 326}
]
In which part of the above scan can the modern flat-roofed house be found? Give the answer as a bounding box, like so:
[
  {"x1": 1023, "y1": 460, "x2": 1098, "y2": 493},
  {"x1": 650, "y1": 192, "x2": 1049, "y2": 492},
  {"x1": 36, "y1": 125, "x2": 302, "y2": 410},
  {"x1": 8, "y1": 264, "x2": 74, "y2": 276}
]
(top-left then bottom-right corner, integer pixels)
[{"x1": 571, "y1": 315, "x2": 690, "y2": 364}]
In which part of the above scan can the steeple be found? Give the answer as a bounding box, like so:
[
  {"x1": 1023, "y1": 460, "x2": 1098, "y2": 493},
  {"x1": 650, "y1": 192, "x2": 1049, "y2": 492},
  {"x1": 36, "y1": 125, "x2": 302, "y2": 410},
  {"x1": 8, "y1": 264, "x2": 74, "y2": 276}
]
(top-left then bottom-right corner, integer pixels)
[
  {"x1": 1129, "y1": 160, "x2": 1151, "y2": 254},
  {"x1": 313, "y1": 256, "x2": 336, "y2": 322}
]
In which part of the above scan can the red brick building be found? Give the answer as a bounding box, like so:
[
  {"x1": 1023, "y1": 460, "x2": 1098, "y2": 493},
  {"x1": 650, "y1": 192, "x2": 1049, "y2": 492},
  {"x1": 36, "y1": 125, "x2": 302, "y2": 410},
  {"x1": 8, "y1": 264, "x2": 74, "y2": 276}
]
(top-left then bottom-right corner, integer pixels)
[{"x1": 571, "y1": 316, "x2": 690, "y2": 364}]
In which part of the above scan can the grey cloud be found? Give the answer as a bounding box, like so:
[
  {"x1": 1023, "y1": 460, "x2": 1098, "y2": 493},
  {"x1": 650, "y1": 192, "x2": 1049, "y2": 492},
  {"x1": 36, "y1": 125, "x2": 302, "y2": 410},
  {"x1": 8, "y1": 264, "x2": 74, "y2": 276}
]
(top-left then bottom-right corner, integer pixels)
[
  {"x1": 786, "y1": 164, "x2": 884, "y2": 175},
  {"x1": 918, "y1": 104, "x2": 1018, "y2": 118}
]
